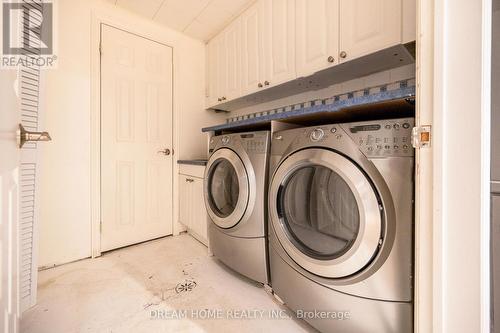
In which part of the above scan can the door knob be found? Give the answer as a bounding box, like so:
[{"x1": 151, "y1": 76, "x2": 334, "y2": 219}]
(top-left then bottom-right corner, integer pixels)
[
  {"x1": 340, "y1": 51, "x2": 347, "y2": 59},
  {"x1": 327, "y1": 56, "x2": 335, "y2": 63},
  {"x1": 158, "y1": 148, "x2": 171, "y2": 156},
  {"x1": 258, "y1": 82, "x2": 263, "y2": 88},
  {"x1": 17, "y1": 124, "x2": 51, "y2": 148},
  {"x1": 264, "y1": 81, "x2": 270, "y2": 86}
]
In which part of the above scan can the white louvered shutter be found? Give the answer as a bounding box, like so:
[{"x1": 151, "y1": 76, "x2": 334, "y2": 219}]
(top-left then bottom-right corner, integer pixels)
[{"x1": 18, "y1": 0, "x2": 44, "y2": 312}]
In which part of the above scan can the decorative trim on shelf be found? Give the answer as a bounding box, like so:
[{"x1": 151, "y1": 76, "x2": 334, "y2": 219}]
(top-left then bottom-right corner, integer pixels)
[{"x1": 202, "y1": 78, "x2": 416, "y2": 133}]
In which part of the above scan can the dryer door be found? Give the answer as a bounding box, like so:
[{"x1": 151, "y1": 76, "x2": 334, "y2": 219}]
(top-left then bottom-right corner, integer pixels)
[
  {"x1": 269, "y1": 148, "x2": 382, "y2": 278},
  {"x1": 204, "y1": 148, "x2": 249, "y2": 229}
]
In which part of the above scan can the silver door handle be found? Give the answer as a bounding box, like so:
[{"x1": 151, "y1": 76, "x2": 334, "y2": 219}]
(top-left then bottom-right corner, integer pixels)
[
  {"x1": 17, "y1": 124, "x2": 51, "y2": 148},
  {"x1": 157, "y1": 148, "x2": 171, "y2": 156}
]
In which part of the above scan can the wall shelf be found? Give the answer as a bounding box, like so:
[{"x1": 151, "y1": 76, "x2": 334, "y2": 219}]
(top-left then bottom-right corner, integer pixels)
[{"x1": 202, "y1": 84, "x2": 415, "y2": 134}]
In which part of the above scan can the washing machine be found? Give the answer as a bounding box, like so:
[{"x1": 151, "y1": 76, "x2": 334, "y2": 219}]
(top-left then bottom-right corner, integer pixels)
[
  {"x1": 268, "y1": 118, "x2": 414, "y2": 333},
  {"x1": 204, "y1": 131, "x2": 270, "y2": 284}
]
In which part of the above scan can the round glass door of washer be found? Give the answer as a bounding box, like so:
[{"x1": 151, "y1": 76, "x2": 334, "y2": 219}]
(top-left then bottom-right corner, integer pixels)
[{"x1": 270, "y1": 148, "x2": 383, "y2": 278}]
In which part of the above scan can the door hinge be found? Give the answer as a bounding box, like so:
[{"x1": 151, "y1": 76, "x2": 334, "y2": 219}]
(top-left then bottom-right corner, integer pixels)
[{"x1": 411, "y1": 125, "x2": 432, "y2": 149}]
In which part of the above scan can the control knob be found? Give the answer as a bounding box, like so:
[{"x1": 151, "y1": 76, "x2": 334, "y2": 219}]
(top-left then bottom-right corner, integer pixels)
[{"x1": 310, "y1": 128, "x2": 325, "y2": 142}]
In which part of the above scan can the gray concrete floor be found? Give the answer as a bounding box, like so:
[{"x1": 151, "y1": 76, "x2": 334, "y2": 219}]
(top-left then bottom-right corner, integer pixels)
[{"x1": 21, "y1": 234, "x2": 315, "y2": 333}]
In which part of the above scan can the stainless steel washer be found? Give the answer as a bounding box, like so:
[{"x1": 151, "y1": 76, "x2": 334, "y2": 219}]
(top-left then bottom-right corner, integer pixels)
[
  {"x1": 268, "y1": 118, "x2": 414, "y2": 333},
  {"x1": 204, "y1": 131, "x2": 270, "y2": 284}
]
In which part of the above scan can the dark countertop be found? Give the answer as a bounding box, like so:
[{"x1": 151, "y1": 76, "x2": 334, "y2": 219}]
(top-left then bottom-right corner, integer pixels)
[
  {"x1": 177, "y1": 159, "x2": 207, "y2": 166},
  {"x1": 202, "y1": 85, "x2": 415, "y2": 133}
]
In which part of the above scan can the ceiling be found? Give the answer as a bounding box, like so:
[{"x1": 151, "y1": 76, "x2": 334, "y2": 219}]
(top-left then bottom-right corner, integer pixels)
[{"x1": 106, "y1": 0, "x2": 255, "y2": 42}]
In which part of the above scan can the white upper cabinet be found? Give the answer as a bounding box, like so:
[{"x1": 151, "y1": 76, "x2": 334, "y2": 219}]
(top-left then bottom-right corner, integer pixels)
[
  {"x1": 206, "y1": 18, "x2": 242, "y2": 107},
  {"x1": 206, "y1": 0, "x2": 415, "y2": 109},
  {"x1": 206, "y1": 39, "x2": 219, "y2": 107},
  {"x1": 262, "y1": 0, "x2": 296, "y2": 88},
  {"x1": 206, "y1": 34, "x2": 226, "y2": 107},
  {"x1": 339, "y1": 0, "x2": 402, "y2": 62},
  {"x1": 241, "y1": 1, "x2": 265, "y2": 96},
  {"x1": 295, "y1": 0, "x2": 339, "y2": 78},
  {"x1": 215, "y1": 34, "x2": 227, "y2": 102},
  {"x1": 224, "y1": 18, "x2": 242, "y2": 101}
]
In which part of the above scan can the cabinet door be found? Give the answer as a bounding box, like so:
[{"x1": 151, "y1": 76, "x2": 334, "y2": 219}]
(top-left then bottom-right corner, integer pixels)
[
  {"x1": 206, "y1": 40, "x2": 219, "y2": 108},
  {"x1": 241, "y1": 1, "x2": 265, "y2": 95},
  {"x1": 214, "y1": 34, "x2": 227, "y2": 103},
  {"x1": 340, "y1": 0, "x2": 402, "y2": 62},
  {"x1": 179, "y1": 175, "x2": 191, "y2": 229},
  {"x1": 262, "y1": 0, "x2": 296, "y2": 88},
  {"x1": 224, "y1": 18, "x2": 242, "y2": 101},
  {"x1": 191, "y1": 178, "x2": 208, "y2": 244},
  {"x1": 295, "y1": 0, "x2": 339, "y2": 78}
]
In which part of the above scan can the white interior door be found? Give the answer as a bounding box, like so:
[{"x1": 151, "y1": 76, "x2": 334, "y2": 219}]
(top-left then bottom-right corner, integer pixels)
[
  {"x1": 1, "y1": 69, "x2": 21, "y2": 333},
  {"x1": 101, "y1": 25, "x2": 174, "y2": 252}
]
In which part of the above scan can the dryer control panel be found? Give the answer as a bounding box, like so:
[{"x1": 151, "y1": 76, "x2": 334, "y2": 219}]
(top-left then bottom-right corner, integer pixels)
[
  {"x1": 209, "y1": 131, "x2": 270, "y2": 155},
  {"x1": 341, "y1": 118, "x2": 415, "y2": 158}
]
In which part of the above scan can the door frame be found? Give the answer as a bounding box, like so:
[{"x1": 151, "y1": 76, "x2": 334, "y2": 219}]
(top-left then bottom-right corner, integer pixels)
[
  {"x1": 415, "y1": 0, "x2": 492, "y2": 332},
  {"x1": 90, "y1": 14, "x2": 178, "y2": 257}
]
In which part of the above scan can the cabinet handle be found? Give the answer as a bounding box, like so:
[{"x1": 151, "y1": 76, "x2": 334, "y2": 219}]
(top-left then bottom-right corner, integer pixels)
[
  {"x1": 264, "y1": 81, "x2": 270, "y2": 86},
  {"x1": 258, "y1": 82, "x2": 263, "y2": 88},
  {"x1": 327, "y1": 56, "x2": 335, "y2": 63},
  {"x1": 340, "y1": 51, "x2": 347, "y2": 59},
  {"x1": 221, "y1": 96, "x2": 226, "y2": 101},
  {"x1": 217, "y1": 97, "x2": 222, "y2": 102},
  {"x1": 185, "y1": 178, "x2": 194, "y2": 183}
]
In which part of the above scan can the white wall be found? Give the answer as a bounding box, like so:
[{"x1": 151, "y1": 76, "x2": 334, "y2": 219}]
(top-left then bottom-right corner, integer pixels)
[{"x1": 38, "y1": 0, "x2": 222, "y2": 268}]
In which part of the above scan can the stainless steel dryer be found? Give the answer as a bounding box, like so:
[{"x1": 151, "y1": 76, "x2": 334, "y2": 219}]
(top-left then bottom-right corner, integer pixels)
[
  {"x1": 204, "y1": 131, "x2": 270, "y2": 284},
  {"x1": 268, "y1": 118, "x2": 414, "y2": 333}
]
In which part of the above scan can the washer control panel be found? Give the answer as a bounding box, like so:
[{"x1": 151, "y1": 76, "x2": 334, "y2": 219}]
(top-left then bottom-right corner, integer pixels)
[
  {"x1": 342, "y1": 118, "x2": 414, "y2": 158},
  {"x1": 241, "y1": 133, "x2": 268, "y2": 154}
]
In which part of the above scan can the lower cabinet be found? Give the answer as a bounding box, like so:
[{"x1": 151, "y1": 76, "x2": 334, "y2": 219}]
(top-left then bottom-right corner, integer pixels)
[{"x1": 179, "y1": 173, "x2": 208, "y2": 246}]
